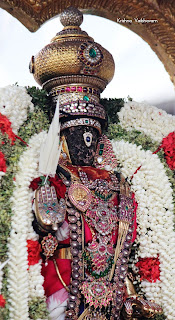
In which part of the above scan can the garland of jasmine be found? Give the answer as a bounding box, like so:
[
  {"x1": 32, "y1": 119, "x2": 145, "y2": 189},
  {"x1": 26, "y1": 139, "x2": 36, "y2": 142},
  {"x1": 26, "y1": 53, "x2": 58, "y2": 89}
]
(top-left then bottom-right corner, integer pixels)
[
  {"x1": 107, "y1": 101, "x2": 175, "y2": 320},
  {"x1": 0, "y1": 85, "x2": 50, "y2": 320},
  {"x1": 111, "y1": 140, "x2": 175, "y2": 320},
  {"x1": 0, "y1": 86, "x2": 174, "y2": 320},
  {"x1": 8, "y1": 131, "x2": 48, "y2": 320},
  {"x1": 107, "y1": 123, "x2": 175, "y2": 229},
  {"x1": 118, "y1": 100, "x2": 175, "y2": 143}
]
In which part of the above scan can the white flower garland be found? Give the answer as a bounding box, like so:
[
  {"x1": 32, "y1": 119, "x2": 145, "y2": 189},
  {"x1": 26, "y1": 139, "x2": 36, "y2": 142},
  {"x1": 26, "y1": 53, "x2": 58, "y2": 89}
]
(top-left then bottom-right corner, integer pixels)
[
  {"x1": 118, "y1": 101, "x2": 175, "y2": 143},
  {"x1": 0, "y1": 85, "x2": 34, "y2": 134},
  {"x1": 8, "y1": 131, "x2": 47, "y2": 320},
  {"x1": 112, "y1": 139, "x2": 175, "y2": 319}
]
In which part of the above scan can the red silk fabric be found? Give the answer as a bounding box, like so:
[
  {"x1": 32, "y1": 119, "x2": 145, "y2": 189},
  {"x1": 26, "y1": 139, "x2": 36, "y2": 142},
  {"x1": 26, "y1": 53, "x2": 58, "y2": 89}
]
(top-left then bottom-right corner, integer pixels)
[{"x1": 41, "y1": 259, "x2": 72, "y2": 297}]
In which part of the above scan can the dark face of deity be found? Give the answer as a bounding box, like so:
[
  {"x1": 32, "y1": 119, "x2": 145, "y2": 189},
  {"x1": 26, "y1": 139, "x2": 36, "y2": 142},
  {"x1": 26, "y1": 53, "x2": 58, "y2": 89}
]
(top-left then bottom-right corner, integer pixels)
[{"x1": 62, "y1": 125, "x2": 100, "y2": 166}]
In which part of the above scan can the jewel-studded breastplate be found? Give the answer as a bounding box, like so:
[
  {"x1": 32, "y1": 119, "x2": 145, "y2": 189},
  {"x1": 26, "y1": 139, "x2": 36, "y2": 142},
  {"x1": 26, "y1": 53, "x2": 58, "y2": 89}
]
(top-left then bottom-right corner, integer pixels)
[{"x1": 65, "y1": 167, "x2": 135, "y2": 320}]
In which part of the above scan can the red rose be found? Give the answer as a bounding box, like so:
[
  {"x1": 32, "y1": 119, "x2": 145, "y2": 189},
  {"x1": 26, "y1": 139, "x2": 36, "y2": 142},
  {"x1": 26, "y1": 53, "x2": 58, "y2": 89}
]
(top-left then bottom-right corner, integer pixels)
[
  {"x1": 136, "y1": 256, "x2": 160, "y2": 283},
  {"x1": 0, "y1": 294, "x2": 6, "y2": 307},
  {"x1": 0, "y1": 151, "x2": 6, "y2": 173},
  {"x1": 27, "y1": 240, "x2": 42, "y2": 266},
  {"x1": 161, "y1": 132, "x2": 175, "y2": 170},
  {"x1": 29, "y1": 177, "x2": 42, "y2": 191},
  {"x1": 49, "y1": 175, "x2": 66, "y2": 199},
  {"x1": 0, "y1": 113, "x2": 16, "y2": 144}
]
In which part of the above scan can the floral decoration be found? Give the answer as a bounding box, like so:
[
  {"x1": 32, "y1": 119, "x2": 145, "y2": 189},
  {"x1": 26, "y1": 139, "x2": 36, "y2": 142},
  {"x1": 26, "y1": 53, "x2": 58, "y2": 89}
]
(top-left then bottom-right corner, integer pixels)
[
  {"x1": 0, "y1": 113, "x2": 16, "y2": 144},
  {"x1": 160, "y1": 132, "x2": 175, "y2": 170},
  {"x1": 0, "y1": 85, "x2": 49, "y2": 320},
  {"x1": 27, "y1": 240, "x2": 42, "y2": 266},
  {"x1": 118, "y1": 100, "x2": 175, "y2": 143},
  {"x1": 8, "y1": 131, "x2": 48, "y2": 320},
  {"x1": 136, "y1": 256, "x2": 160, "y2": 282},
  {"x1": 112, "y1": 139, "x2": 175, "y2": 320},
  {"x1": 0, "y1": 151, "x2": 6, "y2": 175},
  {"x1": 0, "y1": 294, "x2": 6, "y2": 308},
  {"x1": 0, "y1": 85, "x2": 34, "y2": 134}
]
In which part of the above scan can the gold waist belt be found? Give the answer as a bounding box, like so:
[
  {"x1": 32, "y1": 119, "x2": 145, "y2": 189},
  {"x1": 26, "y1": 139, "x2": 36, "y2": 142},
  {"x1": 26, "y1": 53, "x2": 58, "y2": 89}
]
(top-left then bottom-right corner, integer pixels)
[{"x1": 57, "y1": 247, "x2": 71, "y2": 259}]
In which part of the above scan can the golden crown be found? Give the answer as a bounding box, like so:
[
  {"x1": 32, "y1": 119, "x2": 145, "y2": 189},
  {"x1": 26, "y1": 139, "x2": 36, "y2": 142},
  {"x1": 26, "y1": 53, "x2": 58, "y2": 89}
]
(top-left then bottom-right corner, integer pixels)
[{"x1": 30, "y1": 7, "x2": 115, "y2": 125}]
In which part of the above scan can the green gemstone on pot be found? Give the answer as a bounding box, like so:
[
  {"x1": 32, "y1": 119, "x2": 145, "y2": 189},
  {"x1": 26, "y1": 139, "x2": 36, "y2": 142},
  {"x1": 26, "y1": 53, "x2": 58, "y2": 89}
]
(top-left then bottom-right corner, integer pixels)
[
  {"x1": 83, "y1": 95, "x2": 89, "y2": 101},
  {"x1": 89, "y1": 47, "x2": 97, "y2": 58}
]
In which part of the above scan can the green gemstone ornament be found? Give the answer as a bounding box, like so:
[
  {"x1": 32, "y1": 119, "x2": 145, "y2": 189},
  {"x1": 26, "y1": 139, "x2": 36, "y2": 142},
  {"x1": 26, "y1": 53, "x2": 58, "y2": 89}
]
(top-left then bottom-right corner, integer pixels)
[
  {"x1": 89, "y1": 47, "x2": 97, "y2": 58},
  {"x1": 83, "y1": 95, "x2": 89, "y2": 101},
  {"x1": 99, "y1": 150, "x2": 103, "y2": 156}
]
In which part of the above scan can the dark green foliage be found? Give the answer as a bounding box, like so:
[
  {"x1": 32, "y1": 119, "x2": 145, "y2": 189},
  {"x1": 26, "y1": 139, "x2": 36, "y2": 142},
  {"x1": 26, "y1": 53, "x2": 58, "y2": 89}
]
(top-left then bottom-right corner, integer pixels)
[
  {"x1": 100, "y1": 98, "x2": 124, "y2": 125},
  {"x1": 26, "y1": 86, "x2": 52, "y2": 121},
  {"x1": 107, "y1": 123, "x2": 160, "y2": 152}
]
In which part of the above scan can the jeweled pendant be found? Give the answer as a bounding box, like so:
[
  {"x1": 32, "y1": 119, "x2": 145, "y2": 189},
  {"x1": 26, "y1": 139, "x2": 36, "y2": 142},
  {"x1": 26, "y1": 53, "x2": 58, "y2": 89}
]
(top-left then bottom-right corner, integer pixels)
[
  {"x1": 68, "y1": 182, "x2": 92, "y2": 212},
  {"x1": 83, "y1": 132, "x2": 93, "y2": 147}
]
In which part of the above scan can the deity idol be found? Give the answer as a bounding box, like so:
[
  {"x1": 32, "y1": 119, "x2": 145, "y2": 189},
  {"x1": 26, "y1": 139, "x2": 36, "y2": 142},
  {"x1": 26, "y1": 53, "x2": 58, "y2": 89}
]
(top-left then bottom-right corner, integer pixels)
[{"x1": 29, "y1": 7, "x2": 162, "y2": 320}]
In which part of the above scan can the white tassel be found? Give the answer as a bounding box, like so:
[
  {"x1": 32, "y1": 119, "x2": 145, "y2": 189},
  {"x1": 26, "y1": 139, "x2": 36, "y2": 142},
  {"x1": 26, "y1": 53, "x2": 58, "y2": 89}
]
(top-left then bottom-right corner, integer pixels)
[{"x1": 39, "y1": 98, "x2": 62, "y2": 176}]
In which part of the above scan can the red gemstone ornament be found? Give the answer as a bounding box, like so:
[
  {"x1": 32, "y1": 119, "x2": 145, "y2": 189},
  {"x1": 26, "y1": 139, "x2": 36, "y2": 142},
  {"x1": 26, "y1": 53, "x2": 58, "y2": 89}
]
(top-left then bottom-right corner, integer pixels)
[{"x1": 41, "y1": 233, "x2": 58, "y2": 260}]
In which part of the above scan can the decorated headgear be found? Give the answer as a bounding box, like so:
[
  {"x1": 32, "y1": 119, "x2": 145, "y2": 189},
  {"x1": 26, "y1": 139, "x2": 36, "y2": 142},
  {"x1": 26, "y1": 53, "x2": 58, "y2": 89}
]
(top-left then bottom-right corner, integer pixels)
[{"x1": 30, "y1": 7, "x2": 115, "y2": 131}]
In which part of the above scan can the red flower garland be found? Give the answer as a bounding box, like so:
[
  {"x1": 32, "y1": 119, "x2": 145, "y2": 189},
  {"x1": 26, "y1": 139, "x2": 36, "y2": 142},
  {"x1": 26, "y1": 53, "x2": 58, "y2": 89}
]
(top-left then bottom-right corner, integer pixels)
[
  {"x1": 27, "y1": 240, "x2": 42, "y2": 266},
  {"x1": 0, "y1": 151, "x2": 6, "y2": 173},
  {"x1": 161, "y1": 132, "x2": 175, "y2": 170},
  {"x1": 0, "y1": 294, "x2": 6, "y2": 307},
  {"x1": 136, "y1": 256, "x2": 160, "y2": 283},
  {"x1": 0, "y1": 113, "x2": 16, "y2": 144}
]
